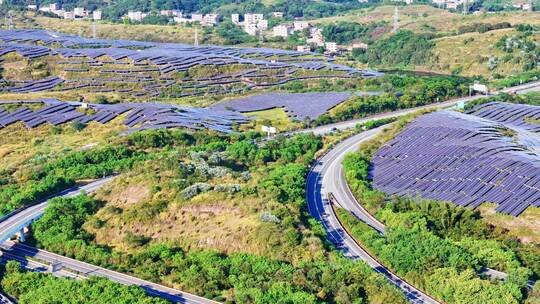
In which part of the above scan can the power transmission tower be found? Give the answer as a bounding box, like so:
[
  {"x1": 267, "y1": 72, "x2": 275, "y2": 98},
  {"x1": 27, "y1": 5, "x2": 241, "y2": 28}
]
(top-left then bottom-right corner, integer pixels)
[
  {"x1": 393, "y1": 6, "x2": 399, "y2": 33},
  {"x1": 462, "y1": 0, "x2": 468, "y2": 14},
  {"x1": 194, "y1": 27, "x2": 199, "y2": 46}
]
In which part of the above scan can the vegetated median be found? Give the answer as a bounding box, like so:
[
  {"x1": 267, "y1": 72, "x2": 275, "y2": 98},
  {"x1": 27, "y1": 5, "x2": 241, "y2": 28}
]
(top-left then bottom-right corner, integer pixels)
[{"x1": 337, "y1": 114, "x2": 540, "y2": 304}]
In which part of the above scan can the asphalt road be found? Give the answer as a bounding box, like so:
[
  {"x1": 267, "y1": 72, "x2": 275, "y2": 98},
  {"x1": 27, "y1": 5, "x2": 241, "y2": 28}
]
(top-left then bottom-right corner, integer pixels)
[
  {"x1": 0, "y1": 176, "x2": 219, "y2": 304},
  {"x1": 306, "y1": 81, "x2": 540, "y2": 303},
  {"x1": 0, "y1": 176, "x2": 116, "y2": 244},
  {"x1": 1, "y1": 241, "x2": 219, "y2": 304},
  {"x1": 306, "y1": 127, "x2": 440, "y2": 304}
]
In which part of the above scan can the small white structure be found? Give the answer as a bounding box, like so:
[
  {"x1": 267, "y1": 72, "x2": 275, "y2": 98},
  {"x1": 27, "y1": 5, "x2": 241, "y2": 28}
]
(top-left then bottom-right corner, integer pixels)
[
  {"x1": 203, "y1": 14, "x2": 220, "y2": 26},
  {"x1": 297, "y1": 45, "x2": 310, "y2": 52},
  {"x1": 27, "y1": 4, "x2": 37, "y2": 10},
  {"x1": 273, "y1": 25, "x2": 293, "y2": 37},
  {"x1": 63, "y1": 11, "x2": 75, "y2": 19},
  {"x1": 325, "y1": 42, "x2": 338, "y2": 53},
  {"x1": 159, "y1": 10, "x2": 170, "y2": 16},
  {"x1": 245, "y1": 23, "x2": 259, "y2": 36},
  {"x1": 257, "y1": 19, "x2": 268, "y2": 30},
  {"x1": 245, "y1": 13, "x2": 264, "y2": 24},
  {"x1": 272, "y1": 11, "x2": 284, "y2": 18},
  {"x1": 92, "y1": 10, "x2": 102, "y2": 20},
  {"x1": 293, "y1": 21, "x2": 310, "y2": 31},
  {"x1": 262, "y1": 125, "x2": 277, "y2": 138},
  {"x1": 73, "y1": 7, "x2": 85, "y2": 16},
  {"x1": 307, "y1": 28, "x2": 325, "y2": 46},
  {"x1": 470, "y1": 83, "x2": 489, "y2": 95},
  {"x1": 127, "y1": 11, "x2": 145, "y2": 22},
  {"x1": 39, "y1": 3, "x2": 59, "y2": 13},
  {"x1": 231, "y1": 13, "x2": 240, "y2": 24},
  {"x1": 191, "y1": 13, "x2": 204, "y2": 22}
]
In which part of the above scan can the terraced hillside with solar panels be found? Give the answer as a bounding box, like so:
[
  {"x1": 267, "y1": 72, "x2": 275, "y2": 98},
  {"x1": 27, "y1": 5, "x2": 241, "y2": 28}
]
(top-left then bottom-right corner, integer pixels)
[
  {"x1": 0, "y1": 29, "x2": 379, "y2": 102},
  {"x1": 372, "y1": 104, "x2": 540, "y2": 216}
]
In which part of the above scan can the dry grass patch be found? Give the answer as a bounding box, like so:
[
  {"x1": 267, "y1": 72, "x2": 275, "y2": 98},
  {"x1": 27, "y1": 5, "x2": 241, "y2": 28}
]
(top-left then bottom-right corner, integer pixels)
[
  {"x1": 89, "y1": 190, "x2": 263, "y2": 254},
  {"x1": 312, "y1": 6, "x2": 540, "y2": 35},
  {"x1": 17, "y1": 15, "x2": 223, "y2": 45},
  {"x1": 478, "y1": 203, "x2": 540, "y2": 244},
  {"x1": 0, "y1": 116, "x2": 126, "y2": 174}
]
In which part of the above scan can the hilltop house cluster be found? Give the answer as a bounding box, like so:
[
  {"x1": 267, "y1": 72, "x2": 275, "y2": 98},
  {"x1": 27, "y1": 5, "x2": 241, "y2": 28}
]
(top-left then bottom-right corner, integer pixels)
[
  {"x1": 125, "y1": 10, "x2": 221, "y2": 26},
  {"x1": 231, "y1": 13, "x2": 272, "y2": 36},
  {"x1": 273, "y1": 19, "x2": 367, "y2": 54},
  {"x1": 431, "y1": 0, "x2": 532, "y2": 11},
  {"x1": 27, "y1": 3, "x2": 102, "y2": 20},
  {"x1": 228, "y1": 12, "x2": 364, "y2": 54}
]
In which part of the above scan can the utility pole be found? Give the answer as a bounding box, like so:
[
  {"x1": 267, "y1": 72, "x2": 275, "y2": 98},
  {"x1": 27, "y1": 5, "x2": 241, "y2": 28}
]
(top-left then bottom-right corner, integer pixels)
[
  {"x1": 393, "y1": 6, "x2": 399, "y2": 33},
  {"x1": 7, "y1": 11, "x2": 13, "y2": 30},
  {"x1": 91, "y1": 21, "x2": 97, "y2": 39}
]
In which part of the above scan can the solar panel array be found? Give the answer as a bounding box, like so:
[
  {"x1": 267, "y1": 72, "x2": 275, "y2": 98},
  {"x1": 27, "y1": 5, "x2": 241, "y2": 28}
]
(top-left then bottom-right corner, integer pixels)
[
  {"x1": 210, "y1": 92, "x2": 353, "y2": 120},
  {"x1": 0, "y1": 29, "x2": 382, "y2": 98},
  {"x1": 371, "y1": 108, "x2": 540, "y2": 216},
  {"x1": 467, "y1": 101, "x2": 540, "y2": 133},
  {"x1": 0, "y1": 99, "x2": 248, "y2": 133}
]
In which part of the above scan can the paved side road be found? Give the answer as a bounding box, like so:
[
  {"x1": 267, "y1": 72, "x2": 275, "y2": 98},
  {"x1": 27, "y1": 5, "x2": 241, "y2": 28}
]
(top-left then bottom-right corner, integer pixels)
[
  {"x1": 0, "y1": 176, "x2": 116, "y2": 244},
  {"x1": 306, "y1": 127, "x2": 440, "y2": 304},
  {"x1": 1, "y1": 241, "x2": 219, "y2": 304},
  {"x1": 296, "y1": 80, "x2": 540, "y2": 136},
  {"x1": 0, "y1": 177, "x2": 219, "y2": 304}
]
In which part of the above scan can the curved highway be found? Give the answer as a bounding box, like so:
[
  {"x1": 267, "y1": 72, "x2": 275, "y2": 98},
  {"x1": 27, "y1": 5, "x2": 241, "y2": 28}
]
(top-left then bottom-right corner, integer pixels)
[
  {"x1": 306, "y1": 80, "x2": 540, "y2": 302},
  {"x1": 307, "y1": 127, "x2": 440, "y2": 304}
]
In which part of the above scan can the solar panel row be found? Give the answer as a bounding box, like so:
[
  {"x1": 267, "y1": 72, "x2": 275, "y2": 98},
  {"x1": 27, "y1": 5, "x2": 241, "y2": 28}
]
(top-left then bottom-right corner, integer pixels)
[
  {"x1": 0, "y1": 99, "x2": 249, "y2": 134},
  {"x1": 371, "y1": 108, "x2": 540, "y2": 216},
  {"x1": 210, "y1": 92, "x2": 354, "y2": 120},
  {"x1": 0, "y1": 29, "x2": 382, "y2": 97}
]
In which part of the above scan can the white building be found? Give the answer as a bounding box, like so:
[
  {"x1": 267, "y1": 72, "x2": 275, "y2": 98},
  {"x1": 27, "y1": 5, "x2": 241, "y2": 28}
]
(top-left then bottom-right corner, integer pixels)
[
  {"x1": 174, "y1": 17, "x2": 188, "y2": 23},
  {"x1": 127, "y1": 11, "x2": 145, "y2": 22},
  {"x1": 245, "y1": 13, "x2": 264, "y2": 24},
  {"x1": 231, "y1": 13, "x2": 240, "y2": 24},
  {"x1": 245, "y1": 23, "x2": 259, "y2": 36},
  {"x1": 191, "y1": 13, "x2": 203, "y2": 22},
  {"x1": 93, "y1": 10, "x2": 102, "y2": 20},
  {"x1": 159, "y1": 10, "x2": 182, "y2": 17},
  {"x1": 293, "y1": 21, "x2": 310, "y2": 31},
  {"x1": 307, "y1": 28, "x2": 325, "y2": 46},
  {"x1": 273, "y1": 25, "x2": 293, "y2": 37},
  {"x1": 257, "y1": 19, "x2": 268, "y2": 30},
  {"x1": 52, "y1": 9, "x2": 65, "y2": 17},
  {"x1": 63, "y1": 11, "x2": 75, "y2": 19},
  {"x1": 297, "y1": 45, "x2": 310, "y2": 52},
  {"x1": 325, "y1": 42, "x2": 338, "y2": 53},
  {"x1": 39, "y1": 3, "x2": 59, "y2": 13},
  {"x1": 203, "y1": 14, "x2": 220, "y2": 25},
  {"x1": 272, "y1": 11, "x2": 284, "y2": 18},
  {"x1": 27, "y1": 4, "x2": 37, "y2": 9},
  {"x1": 73, "y1": 7, "x2": 85, "y2": 16}
]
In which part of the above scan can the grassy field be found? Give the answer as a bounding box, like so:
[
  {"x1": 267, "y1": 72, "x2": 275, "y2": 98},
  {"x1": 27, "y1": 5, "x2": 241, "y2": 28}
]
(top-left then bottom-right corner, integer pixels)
[
  {"x1": 13, "y1": 13, "x2": 223, "y2": 45},
  {"x1": 312, "y1": 5, "x2": 540, "y2": 34},
  {"x1": 478, "y1": 203, "x2": 540, "y2": 244},
  {"x1": 242, "y1": 108, "x2": 301, "y2": 132},
  {"x1": 426, "y1": 28, "x2": 540, "y2": 77},
  {"x1": 0, "y1": 117, "x2": 127, "y2": 177},
  {"x1": 90, "y1": 176, "x2": 264, "y2": 254}
]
